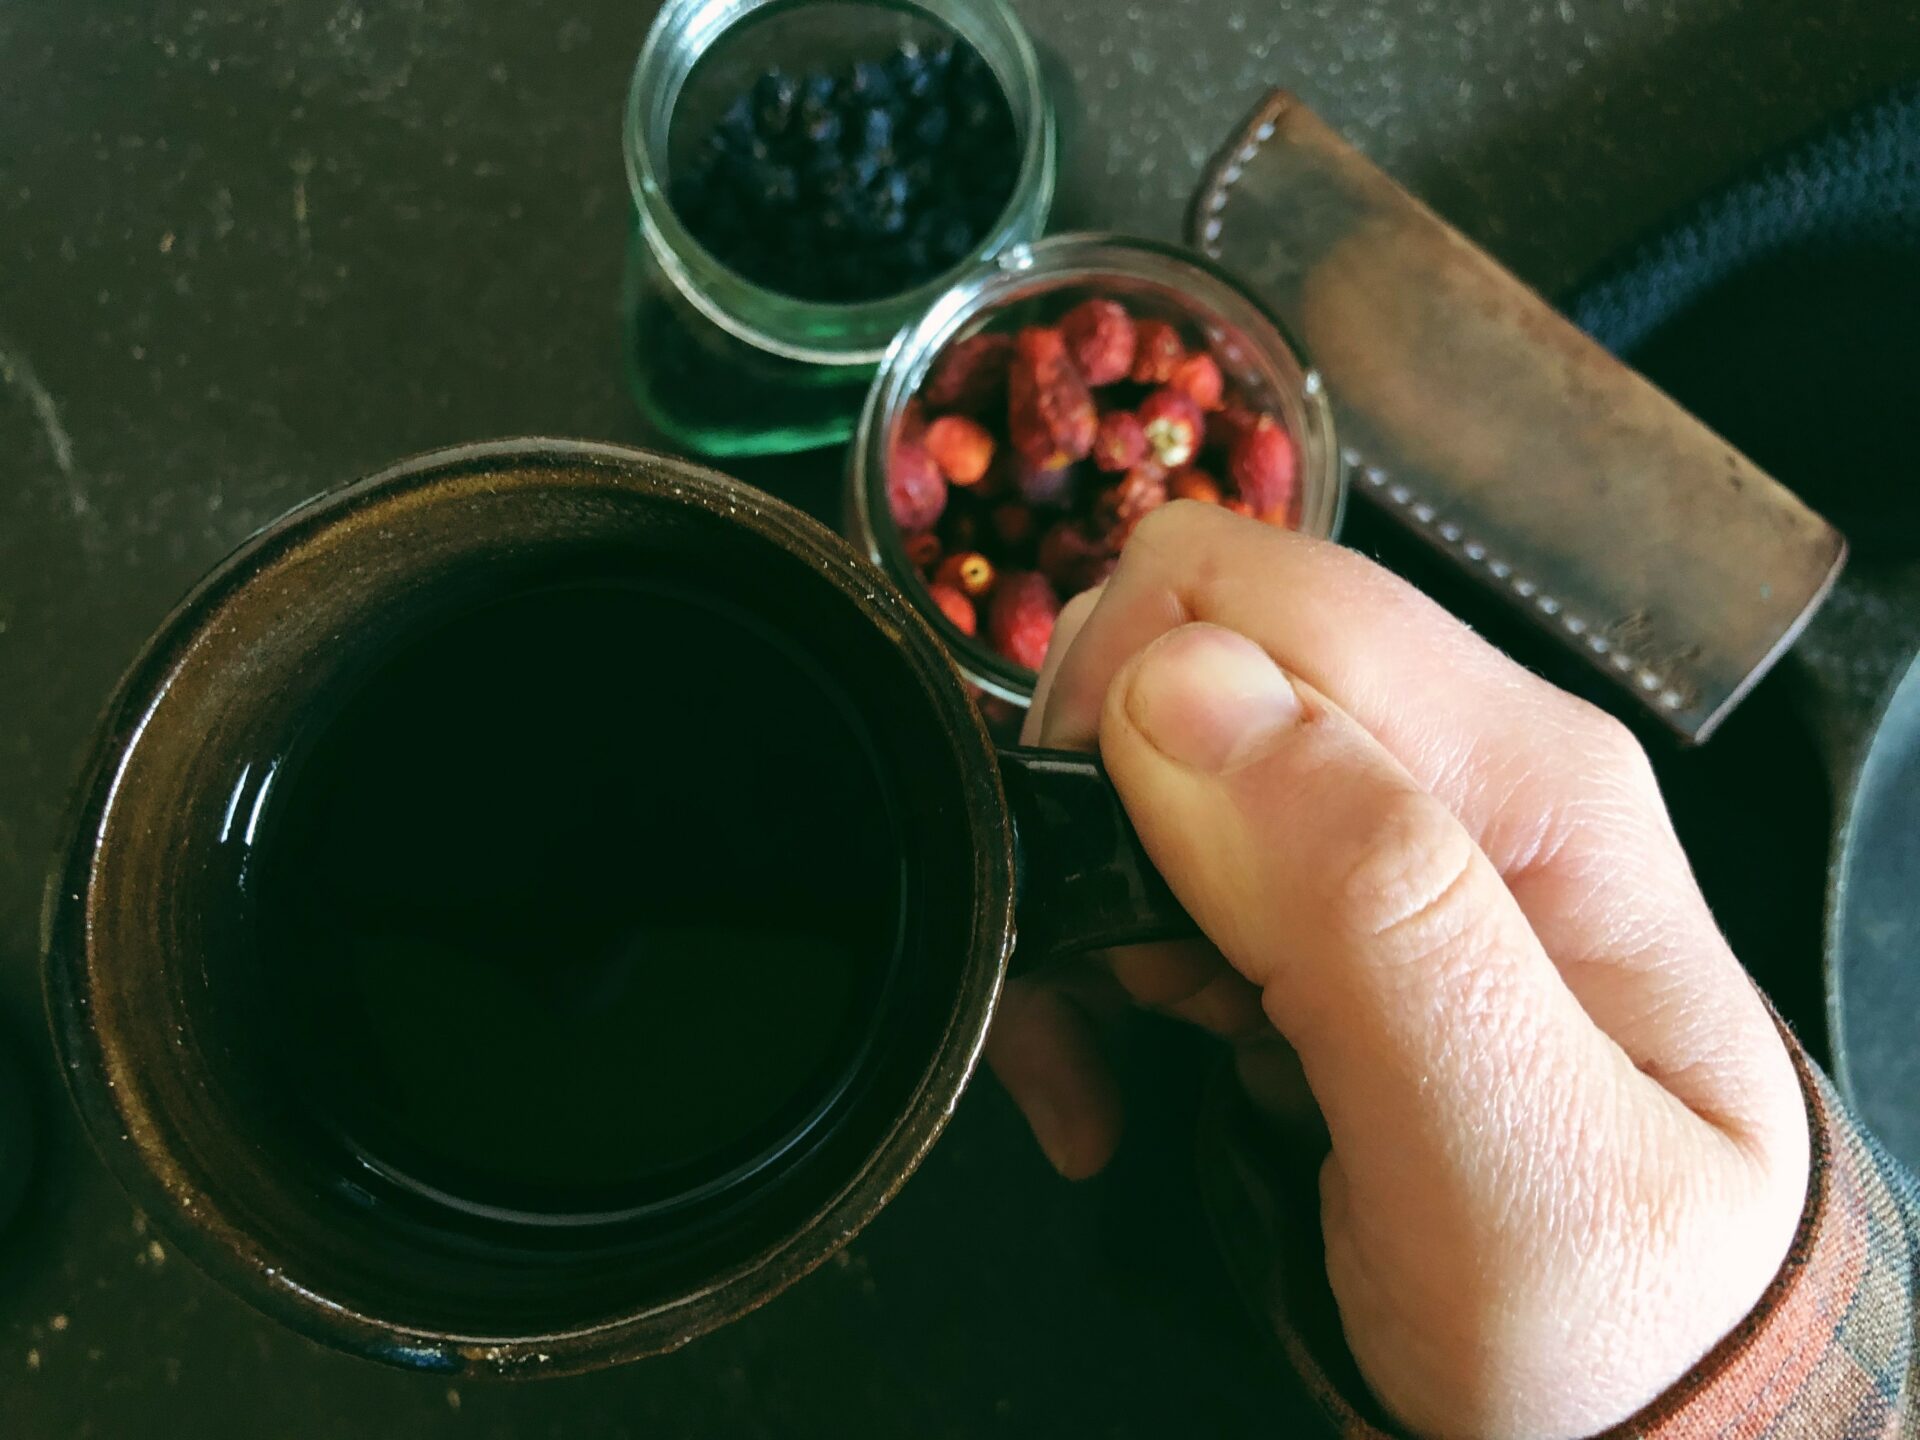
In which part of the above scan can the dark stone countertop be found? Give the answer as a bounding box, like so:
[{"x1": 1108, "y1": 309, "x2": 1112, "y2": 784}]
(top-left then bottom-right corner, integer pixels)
[{"x1": 1, "y1": 2, "x2": 1915, "y2": 1436}]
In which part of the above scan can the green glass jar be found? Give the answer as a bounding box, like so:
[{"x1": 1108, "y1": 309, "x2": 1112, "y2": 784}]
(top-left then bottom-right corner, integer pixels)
[{"x1": 622, "y1": 0, "x2": 1056, "y2": 459}]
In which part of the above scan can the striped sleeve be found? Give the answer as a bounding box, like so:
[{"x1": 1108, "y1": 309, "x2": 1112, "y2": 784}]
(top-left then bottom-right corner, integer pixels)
[
  {"x1": 1612, "y1": 1049, "x2": 1920, "y2": 1438},
  {"x1": 1200, "y1": 1036, "x2": 1920, "y2": 1438}
]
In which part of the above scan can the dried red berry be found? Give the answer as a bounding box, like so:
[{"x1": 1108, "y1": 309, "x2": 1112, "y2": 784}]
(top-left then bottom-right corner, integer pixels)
[
  {"x1": 923, "y1": 332, "x2": 1015, "y2": 414},
  {"x1": 935, "y1": 550, "x2": 996, "y2": 598},
  {"x1": 903, "y1": 530, "x2": 944, "y2": 571},
  {"x1": 1059, "y1": 298, "x2": 1137, "y2": 386},
  {"x1": 1008, "y1": 327, "x2": 1097, "y2": 467},
  {"x1": 1169, "y1": 352, "x2": 1225, "y2": 411},
  {"x1": 1129, "y1": 320, "x2": 1184, "y2": 384},
  {"x1": 1011, "y1": 455, "x2": 1076, "y2": 509},
  {"x1": 987, "y1": 571, "x2": 1060, "y2": 672},
  {"x1": 887, "y1": 435, "x2": 947, "y2": 532},
  {"x1": 900, "y1": 396, "x2": 929, "y2": 443},
  {"x1": 1138, "y1": 388, "x2": 1204, "y2": 468},
  {"x1": 1094, "y1": 465, "x2": 1169, "y2": 548},
  {"x1": 1168, "y1": 467, "x2": 1223, "y2": 505},
  {"x1": 1092, "y1": 410, "x2": 1148, "y2": 474},
  {"x1": 1228, "y1": 415, "x2": 1297, "y2": 519},
  {"x1": 925, "y1": 415, "x2": 995, "y2": 486},
  {"x1": 1037, "y1": 520, "x2": 1111, "y2": 594},
  {"x1": 1208, "y1": 403, "x2": 1261, "y2": 454},
  {"x1": 1117, "y1": 465, "x2": 1170, "y2": 522},
  {"x1": 991, "y1": 501, "x2": 1037, "y2": 550},
  {"x1": 927, "y1": 582, "x2": 977, "y2": 637}
]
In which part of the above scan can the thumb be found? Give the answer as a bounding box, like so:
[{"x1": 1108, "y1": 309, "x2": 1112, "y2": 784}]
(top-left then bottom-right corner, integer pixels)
[{"x1": 1099, "y1": 623, "x2": 1638, "y2": 1191}]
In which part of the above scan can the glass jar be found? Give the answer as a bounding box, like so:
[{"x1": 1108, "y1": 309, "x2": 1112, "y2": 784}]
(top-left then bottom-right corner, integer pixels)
[
  {"x1": 847, "y1": 232, "x2": 1345, "y2": 711},
  {"x1": 622, "y1": 0, "x2": 1056, "y2": 459}
]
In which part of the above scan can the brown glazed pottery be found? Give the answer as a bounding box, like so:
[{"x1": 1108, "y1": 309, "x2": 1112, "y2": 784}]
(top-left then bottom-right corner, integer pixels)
[{"x1": 42, "y1": 440, "x2": 1186, "y2": 1377}]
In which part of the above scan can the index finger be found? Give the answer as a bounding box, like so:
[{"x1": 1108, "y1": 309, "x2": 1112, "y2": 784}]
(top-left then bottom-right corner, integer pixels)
[{"x1": 1033, "y1": 503, "x2": 1803, "y2": 1142}]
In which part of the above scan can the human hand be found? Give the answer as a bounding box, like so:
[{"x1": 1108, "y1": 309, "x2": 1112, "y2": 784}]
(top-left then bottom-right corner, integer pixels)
[{"x1": 985, "y1": 503, "x2": 1810, "y2": 1440}]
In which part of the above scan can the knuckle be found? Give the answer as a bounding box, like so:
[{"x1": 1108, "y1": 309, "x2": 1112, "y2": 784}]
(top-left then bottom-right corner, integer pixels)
[
  {"x1": 1576, "y1": 707, "x2": 1658, "y2": 791},
  {"x1": 1334, "y1": 790, "x2": 1485, "y2": 950}
]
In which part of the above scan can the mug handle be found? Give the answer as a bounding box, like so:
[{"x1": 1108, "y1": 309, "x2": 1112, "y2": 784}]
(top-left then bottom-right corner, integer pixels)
[{"x1": 997, "y1": 746, "x2": 1197, "y2": 963}]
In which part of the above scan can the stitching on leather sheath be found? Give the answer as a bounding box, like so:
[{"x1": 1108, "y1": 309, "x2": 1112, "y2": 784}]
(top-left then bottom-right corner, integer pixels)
[{"x1": 1192, "y1": 92, "x2": 1689, "y2": 716}]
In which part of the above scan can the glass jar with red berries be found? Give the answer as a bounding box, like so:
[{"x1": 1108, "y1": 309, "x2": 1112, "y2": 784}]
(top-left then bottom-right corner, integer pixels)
[
  {"x1": 623, "y1": 0, "x2": 1055, "y2": 459},
  {"x1": 847, "y1": 232, "x2": 1343, "y2": 720}
]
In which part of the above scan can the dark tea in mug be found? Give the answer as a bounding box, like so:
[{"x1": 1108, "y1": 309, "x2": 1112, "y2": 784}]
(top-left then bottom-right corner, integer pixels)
[
  {"x1": 47, "y1": 442, "x2": 1191, "y2": 1375},
  {"x1": 252, "y1": 578, "x2": 908, "y2": 1227}
]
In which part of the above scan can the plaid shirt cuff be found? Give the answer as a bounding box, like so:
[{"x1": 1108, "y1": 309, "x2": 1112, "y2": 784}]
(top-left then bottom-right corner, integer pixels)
[
  {"x1": 1608, "y1": 1042, "x2": 1920, "y2": 1438},
  {"x1": 1203, "y1": 1034, "x2": 1920, "y2": 1438}
]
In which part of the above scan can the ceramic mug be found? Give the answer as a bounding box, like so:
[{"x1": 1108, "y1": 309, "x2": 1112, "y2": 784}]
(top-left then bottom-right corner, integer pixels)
[{"x1": 42, "y1": 440, "x2": 1189, "y2": 1377}]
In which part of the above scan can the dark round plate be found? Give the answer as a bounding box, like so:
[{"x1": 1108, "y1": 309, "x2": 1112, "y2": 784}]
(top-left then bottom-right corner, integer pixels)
[{"x1": 1828, "y1": 650, "x2": 1920, "y2": 1175}]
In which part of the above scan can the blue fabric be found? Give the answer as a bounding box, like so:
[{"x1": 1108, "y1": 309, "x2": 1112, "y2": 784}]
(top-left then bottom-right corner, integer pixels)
[
  {"x1": 1562, "y1": 82, "x2": 1920, "y2": 554},
  {"x1": 1566, "y1": 81, "x2": 1920, "y2": 355}
]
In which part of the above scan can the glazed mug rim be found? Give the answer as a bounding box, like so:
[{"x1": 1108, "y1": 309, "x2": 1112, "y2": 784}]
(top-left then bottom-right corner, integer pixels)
[{"x1": 41, "y1": 438, "x2": 1016, "y2": 1378}]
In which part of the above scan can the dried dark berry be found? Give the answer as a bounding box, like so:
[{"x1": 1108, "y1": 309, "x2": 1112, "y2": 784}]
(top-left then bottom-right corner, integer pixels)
[
  {"x1": 850, "y1": 60, "x2": 895, "y2": 103},
  {"x1": 860, "y1": 106, "x2": 895, "y2": 156},
  {"x1": 801, "y1": 72, "x2": 837, "y2": 111},
  {"x1": 753, "y1": 71, "x2": 798, "y2": 137},
  {"x1": 718, "y1": 94, "x2": 755, "y2": 141},
  {"x1": 675, "y1": 36, "x2": 1018, "y2": 303},
  {"x1": 802, "y1": 108, "x2": 842, "y2": 148},
  {"x1": 887, "y1": 43, "x2": 926, "y2": 82},
  {"x1": 912, "y1": 106, "x2": 950, "y2": 149}
]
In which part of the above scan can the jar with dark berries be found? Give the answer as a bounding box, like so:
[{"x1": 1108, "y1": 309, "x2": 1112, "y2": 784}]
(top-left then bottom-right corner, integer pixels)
[
  {"x1": 848, "y1": 233, "x2": 1343, "y2": 722},
  {"x1": 623, "y1": 0, "x2": 1054, "y2": 458}
]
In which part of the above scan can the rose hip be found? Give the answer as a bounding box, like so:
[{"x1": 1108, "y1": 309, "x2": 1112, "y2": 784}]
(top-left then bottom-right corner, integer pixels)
[
  {"x1": 1094, "y1": 465, "x2": 1168, "y2": 548},
  {"x1": 927, "y1": 582, "x2": 977, "y2": 636},
  {"x1": 1092, "y1": 410, "x2": 1148, "y2": 474},
  {"x1": 1130, "y1": 320, "x2": 1184, "y2": 384},
  {"x1": 922, "y1": 332, "x2": 1014, "y2": 414},
  {"x1": 1012, "y1": 455, "x2": 1076, "y2": 509},
  {"x1": 1229, "y1": 415, "x2": 1298, "y2": 519},
  {"x1": 925, "y1": 415, "x2": 995, "y2": 485},
  {"x1": 935, "y1": 550, "x2": 996, "y2": 598},
  {"x1": 1008, "y1": 326, "x2": 1097, "y2": 467},
  {"x1": 903, "y1": 530, "x2": 944, "y2": 569},
  {"x1": 897, "y1": 296, "x2": 1307, "y2": 680},
  {"x1": 1208, "y1": 403, "x2": 1261, "y2": 454},
  {"x1": 887, "y1": 434, "x2": 946, "y2": 532},
  {"x1": 987, "y1": 571, "x2": 1060, "y2": 672},
  {"x1": 1168, "y1": 467, "x2": 1223, "y2": 505},
  {"x1": 1138, "y1": 388, "x2": 1204, "y2": 468},
  {"x1": 900, "y1": 396, "x2": 929, "y2": 443},
  {"x1": 1037, "y1": 520, "x2": 1109, "y2": 593},
  {"x1": 1059, "y1": 298, "x2": 1136, "y2": 386},
  {"x1": 1170, "y1": 352, "x2": 1225, "y2": 411}
]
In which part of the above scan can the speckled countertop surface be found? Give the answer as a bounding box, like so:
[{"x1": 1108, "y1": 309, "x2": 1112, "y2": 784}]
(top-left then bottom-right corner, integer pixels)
[{"x1": 1, "y1": 2, "x2": 1916, "y2": 1436}]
